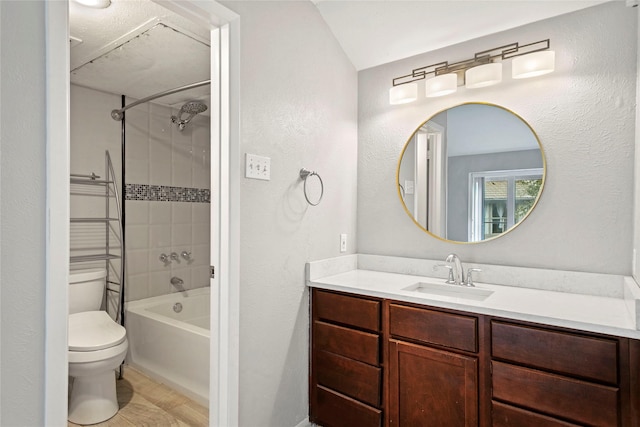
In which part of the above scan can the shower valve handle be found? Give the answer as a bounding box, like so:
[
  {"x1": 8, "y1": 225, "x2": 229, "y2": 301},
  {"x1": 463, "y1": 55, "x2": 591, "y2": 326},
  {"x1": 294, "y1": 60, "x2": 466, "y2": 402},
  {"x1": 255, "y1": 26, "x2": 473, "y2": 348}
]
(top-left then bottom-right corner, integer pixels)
[
  {"x1": 181, "y1": 251, "x2": 192, "y2": 261},
  {"x1": 159, "y1": 253, "x2": 171, "y2": 266}
]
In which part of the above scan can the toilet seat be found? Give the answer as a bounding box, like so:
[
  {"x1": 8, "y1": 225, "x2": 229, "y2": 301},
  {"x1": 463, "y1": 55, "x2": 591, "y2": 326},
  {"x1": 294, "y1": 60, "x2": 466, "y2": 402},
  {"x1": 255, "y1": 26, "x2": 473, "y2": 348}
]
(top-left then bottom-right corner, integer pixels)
[
  {"x1": 68, "y1": 339, "x2": 128, "y2": 364},
  {"x1": 69, "y1": 310, "x2": 126, "y2": 351}
]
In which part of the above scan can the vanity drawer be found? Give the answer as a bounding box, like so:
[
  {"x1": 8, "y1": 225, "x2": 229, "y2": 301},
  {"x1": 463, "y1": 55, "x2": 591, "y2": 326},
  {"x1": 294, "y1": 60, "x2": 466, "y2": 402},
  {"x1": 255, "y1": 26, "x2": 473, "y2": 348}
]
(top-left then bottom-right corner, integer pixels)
[
  {"x1": 315, "y1": 349, "x2": 381, "y2": 407},
  {"x1": 389, "y1": 303, "x2": 477, "y2": 353},
  {"x1": 492, "y1": 361, "x2": 619, "y2": 427},
  {"x1": 314, "y1": 385, "x2": 382, "y2": 427},
  {"x1": 313, "y1": 385, "x2": 382, "y2": 427},
  {"x1": 492, "y1": 401, "x2": 580, "y2": 427},
  {"x1": 314, "y1": 321, "x2": 379, "y2": 366},
  {"x1": 492, "y1": 321, "x2": 618, "y2": 384},
  {"x1": 313, "y1": 289, "x2": 380, "y2": 332}
]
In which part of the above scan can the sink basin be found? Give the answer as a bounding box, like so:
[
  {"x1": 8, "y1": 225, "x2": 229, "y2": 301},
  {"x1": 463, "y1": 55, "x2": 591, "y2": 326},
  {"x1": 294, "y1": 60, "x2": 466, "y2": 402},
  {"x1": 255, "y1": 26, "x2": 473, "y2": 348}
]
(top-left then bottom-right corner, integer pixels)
[{"x1": 402, "y1": 281, "x2": 494, "y2": 301}]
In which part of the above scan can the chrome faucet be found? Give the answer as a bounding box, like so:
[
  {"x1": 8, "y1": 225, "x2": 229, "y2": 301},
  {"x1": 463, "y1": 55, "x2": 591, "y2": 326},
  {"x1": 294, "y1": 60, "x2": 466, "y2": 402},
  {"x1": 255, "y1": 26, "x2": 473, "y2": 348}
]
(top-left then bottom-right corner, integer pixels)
[
  {"x1": 445, "y1": 253, "x2": 465, "y2": 286},
  {"x1": 170, "y1": 276, "x2": 184, "y2": 289}
]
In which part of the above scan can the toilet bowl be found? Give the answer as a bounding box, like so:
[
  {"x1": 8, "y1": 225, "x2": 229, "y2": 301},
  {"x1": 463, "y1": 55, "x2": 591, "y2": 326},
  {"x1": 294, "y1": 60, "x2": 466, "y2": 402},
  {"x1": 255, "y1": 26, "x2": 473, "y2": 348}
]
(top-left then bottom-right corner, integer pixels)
[{"x1": 68, "y1": 270, "x2": 128, "y2": 425}]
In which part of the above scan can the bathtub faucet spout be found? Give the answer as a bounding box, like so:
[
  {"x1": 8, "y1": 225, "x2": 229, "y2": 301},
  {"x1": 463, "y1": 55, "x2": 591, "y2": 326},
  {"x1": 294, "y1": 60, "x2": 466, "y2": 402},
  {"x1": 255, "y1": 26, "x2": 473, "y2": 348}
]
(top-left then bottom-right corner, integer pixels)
[{"x1": 170, "y1": 276, "x2": 184, "y2": 290}]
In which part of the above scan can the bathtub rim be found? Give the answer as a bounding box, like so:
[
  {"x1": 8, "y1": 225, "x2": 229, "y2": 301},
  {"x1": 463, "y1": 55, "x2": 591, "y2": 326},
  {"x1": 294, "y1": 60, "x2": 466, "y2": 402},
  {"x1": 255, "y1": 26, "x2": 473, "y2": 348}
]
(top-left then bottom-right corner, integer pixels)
[{"x1": 125, "y1": 287, "x2": 211, "y2": 338}]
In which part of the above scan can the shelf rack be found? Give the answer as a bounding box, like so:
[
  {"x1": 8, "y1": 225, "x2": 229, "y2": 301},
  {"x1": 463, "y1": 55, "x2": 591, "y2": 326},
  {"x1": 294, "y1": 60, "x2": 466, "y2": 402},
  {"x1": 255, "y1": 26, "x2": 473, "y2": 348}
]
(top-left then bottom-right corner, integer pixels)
[{"x1": 69, "y1": 151, "x2": 125, "y2": 324}]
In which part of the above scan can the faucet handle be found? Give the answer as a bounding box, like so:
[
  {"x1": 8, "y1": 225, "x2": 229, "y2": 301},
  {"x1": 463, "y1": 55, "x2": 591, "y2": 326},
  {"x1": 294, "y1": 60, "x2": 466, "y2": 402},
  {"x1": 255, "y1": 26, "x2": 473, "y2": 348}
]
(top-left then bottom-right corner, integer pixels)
[
  {"x1": 159, "y1": 253, "x2": 171, "y2": 266},
  {"x1": 170, "y1": 252, "x2": 180, "y2": 263},
  {"x1": 181, "y1": 250, "x2": 192, "y2": 261},
  {"x1": 465, "y1": 268, "x2": 482, "y2": 287},
  {"x1": 434, "y1": 263, "x2": 455, "y2": 284}
]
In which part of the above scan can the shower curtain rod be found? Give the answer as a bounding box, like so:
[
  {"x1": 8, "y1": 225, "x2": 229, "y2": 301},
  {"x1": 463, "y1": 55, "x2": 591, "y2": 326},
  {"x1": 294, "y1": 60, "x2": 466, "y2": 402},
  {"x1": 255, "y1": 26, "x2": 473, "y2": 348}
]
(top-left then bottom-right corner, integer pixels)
[{"x1": 110, "y1": 79, "x2": 211, "y2": 121}]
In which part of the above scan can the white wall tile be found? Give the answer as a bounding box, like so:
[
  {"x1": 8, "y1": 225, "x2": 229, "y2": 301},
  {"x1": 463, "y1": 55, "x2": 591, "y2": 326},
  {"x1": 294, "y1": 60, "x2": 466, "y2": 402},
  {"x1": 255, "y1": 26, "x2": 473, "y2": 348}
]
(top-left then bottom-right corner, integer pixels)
[
  {"x1": 126, "y1": 274, "x2": 149, "y2": 302},
  {"x1": 171, "y1": 141, "x2": 193, "y2": 188},
  {"x1": 149, "y1": 115, "x2": 173, "y2": 186},
  {"x1": 149, "y1": 201, "x2": 171, "y2": 224},
  {"x1": 191, "y1": 266, "x2": 211, "y2": 288},
  {"x1": 125, "y1": 106, "x2": 150, "y2": 184},
  {"x1": 192, "y1": 223, "x2": 210, "y2": 245},
  {"x1": 149, "y1": 225, "x2": 171, "y2": 249},
  {"x1": 127, "y1": 249, "x2": 149, "y2": 276},
  {"x1": 171, "y1": 224, "x2": 192, "y2": 247},
  {"x1": 121, "y1": 102, "x2": 210, "y2": 302},
  {"x1": 148, "y1": 270, "x2": 172, "y2": 297},
  {"x1": 126, "y1": 225, "x2": 149, "y2": 250},
  {"x1": 171, "y1": 202, "x2": 192, "y2": 224},
  {"x1": 191, "y1": 244, "x2": 210, "y2": 267},
  {"x1": 126, "y1": 201, "x2": 149, "y2": 225},
  {"x1": 192, "y1": 203, "x2": 210, "y2": 224}
]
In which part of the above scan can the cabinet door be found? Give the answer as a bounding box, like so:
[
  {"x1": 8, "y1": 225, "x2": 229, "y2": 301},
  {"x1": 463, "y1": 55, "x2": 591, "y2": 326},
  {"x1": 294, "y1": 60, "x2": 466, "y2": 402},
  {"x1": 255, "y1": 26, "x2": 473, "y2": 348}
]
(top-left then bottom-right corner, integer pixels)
[{"x1": 388, "y1": 339, "x2": 478, "y2": 427}]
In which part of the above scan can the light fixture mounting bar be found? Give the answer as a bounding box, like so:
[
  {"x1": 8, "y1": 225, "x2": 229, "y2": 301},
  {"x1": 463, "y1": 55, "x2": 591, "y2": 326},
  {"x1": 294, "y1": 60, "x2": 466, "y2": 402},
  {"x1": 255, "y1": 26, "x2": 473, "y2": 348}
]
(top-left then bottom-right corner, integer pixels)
[{"x1": 391, "y1": 39, "x2": 550, "y2": 87}]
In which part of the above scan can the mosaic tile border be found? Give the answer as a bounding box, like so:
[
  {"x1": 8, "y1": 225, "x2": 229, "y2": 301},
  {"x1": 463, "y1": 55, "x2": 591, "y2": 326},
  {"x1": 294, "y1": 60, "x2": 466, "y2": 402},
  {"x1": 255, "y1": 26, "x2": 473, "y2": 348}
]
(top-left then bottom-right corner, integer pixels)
[{"x1": 125, "y1": 184, "x2": 210, "y2": 203}]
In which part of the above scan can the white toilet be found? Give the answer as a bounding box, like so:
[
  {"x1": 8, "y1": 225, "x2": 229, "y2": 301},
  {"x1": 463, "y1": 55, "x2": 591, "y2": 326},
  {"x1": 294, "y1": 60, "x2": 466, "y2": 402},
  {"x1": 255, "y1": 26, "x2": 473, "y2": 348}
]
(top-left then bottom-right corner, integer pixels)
[{"x1": 68, "y1": 269, "x2": 128, "y2": 425}]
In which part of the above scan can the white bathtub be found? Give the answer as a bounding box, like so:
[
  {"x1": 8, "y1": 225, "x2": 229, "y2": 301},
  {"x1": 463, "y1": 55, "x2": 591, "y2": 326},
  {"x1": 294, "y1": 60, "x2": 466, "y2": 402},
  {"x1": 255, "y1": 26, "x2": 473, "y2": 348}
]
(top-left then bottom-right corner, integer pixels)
[{"x1": 125, "y1": 287, "x2": 210, "y2": 406}]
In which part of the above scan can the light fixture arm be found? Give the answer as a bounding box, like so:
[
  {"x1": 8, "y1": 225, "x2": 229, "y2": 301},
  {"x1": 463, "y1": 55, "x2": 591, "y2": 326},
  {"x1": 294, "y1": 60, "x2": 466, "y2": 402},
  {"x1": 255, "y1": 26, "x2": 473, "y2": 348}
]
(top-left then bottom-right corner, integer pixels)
[{"x1": 391, "y1": 39, "x2": 550, "y2": 87}]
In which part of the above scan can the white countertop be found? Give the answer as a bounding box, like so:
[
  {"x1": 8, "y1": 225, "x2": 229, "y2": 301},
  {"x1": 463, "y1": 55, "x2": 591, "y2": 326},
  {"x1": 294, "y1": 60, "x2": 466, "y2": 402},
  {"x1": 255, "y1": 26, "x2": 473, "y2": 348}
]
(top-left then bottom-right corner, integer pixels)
[{"x1": 309, "y1": 268, "x2": 640, "y2": 339}]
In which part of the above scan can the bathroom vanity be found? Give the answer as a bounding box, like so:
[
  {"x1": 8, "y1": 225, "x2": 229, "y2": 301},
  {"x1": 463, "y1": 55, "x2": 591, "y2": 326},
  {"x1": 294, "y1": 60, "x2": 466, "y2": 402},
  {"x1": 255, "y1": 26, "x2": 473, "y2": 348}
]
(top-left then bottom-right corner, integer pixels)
[{"x1": 307, "y1": 256, "x2": 640, "y2": 427}]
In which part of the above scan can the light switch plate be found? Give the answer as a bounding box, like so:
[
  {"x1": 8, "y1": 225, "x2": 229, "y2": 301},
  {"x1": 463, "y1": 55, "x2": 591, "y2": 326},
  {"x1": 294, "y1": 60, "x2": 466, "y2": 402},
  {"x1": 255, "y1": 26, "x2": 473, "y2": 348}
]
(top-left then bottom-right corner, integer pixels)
[
  {"x1": 245, "y1": 153, "x2": 271, "y2": 180},
  {"x1": 405, "y1": 180, "x2": 415, "y2": 194},
  {"x1": 340, "y1": 234, "x2": 347, "y2": 253}
]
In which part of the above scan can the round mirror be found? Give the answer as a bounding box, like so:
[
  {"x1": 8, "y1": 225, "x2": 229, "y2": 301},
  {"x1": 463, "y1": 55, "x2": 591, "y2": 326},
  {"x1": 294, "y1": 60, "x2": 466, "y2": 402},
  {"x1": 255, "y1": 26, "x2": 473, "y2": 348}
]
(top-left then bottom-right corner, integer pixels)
[{"x1": 397, "y1": 103, "x2": 546, "y2": 243}]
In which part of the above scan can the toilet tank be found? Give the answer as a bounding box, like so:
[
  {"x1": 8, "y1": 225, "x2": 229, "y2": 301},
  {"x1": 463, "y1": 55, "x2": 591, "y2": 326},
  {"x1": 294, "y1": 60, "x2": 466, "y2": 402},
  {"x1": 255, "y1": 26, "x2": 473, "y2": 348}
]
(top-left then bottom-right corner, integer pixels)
[{"x1": 69, "y1": 268, "x2": 107, "y2": 314}]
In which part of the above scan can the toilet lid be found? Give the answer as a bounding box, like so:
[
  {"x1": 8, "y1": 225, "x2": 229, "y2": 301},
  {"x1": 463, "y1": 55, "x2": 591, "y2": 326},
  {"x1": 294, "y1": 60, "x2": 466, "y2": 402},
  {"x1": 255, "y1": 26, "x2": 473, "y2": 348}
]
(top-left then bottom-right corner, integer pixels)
[{"x1": 68, "y1": 311, "x2": 126, "y2": 351}]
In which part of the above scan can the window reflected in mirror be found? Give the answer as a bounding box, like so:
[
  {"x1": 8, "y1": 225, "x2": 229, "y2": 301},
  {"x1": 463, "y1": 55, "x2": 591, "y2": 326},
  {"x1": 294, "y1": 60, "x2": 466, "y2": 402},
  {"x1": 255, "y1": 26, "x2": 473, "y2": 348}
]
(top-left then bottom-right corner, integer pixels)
[{"x1": 397, "y1": 103, "x2": 546, "y2": 243}]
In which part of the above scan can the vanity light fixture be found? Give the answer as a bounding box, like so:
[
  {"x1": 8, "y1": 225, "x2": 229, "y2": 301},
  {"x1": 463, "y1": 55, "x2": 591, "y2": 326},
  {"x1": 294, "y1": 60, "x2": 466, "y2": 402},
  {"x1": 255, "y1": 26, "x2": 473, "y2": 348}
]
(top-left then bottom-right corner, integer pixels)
[
  {"x1": 512, "y1": 50, "x2": 555, "y2": 79},
  {"x1": 425, "y1": 73, "x2": 458, "y2": 98},
  {"x1": 389, "y1": 39, "x2": 552, "y2": 105},
  {"x1": 465, "y1": 63, "x2": 503, "y2": 89},
  {"x1": 73, "y1": 0, "x2": 111, "y2": 8},
  {"x1": 389, "y1": 82, "x2": 418, "y2": 105}
]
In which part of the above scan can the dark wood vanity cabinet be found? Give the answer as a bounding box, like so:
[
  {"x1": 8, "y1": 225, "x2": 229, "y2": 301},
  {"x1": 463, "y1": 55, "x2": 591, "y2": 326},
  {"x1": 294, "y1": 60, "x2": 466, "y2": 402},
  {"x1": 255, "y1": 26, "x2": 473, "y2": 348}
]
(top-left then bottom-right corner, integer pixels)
[
  {"x1": 490, "y1": 321, "x2": 625, "y2": 427},
  {"x1": 388, "y1": 303, "x2": 480, "y2": 426},
  {"x1": 310, "y1": 289, "x2": 640, "y2": 427},
  {"x1": 310, "y1": 289, "x2": 383, "y2": 427}
]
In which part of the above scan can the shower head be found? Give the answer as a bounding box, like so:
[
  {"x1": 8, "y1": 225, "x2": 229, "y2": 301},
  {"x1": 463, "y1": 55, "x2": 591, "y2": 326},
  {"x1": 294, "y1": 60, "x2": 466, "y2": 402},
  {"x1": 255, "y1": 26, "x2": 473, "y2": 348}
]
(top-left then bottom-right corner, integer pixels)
[
  {"x1": 171, "y1": 101, "x2": 208, "y2": 131},
  {"x1": 180, "y1": 101, "x2": 208, "y2": 115}
]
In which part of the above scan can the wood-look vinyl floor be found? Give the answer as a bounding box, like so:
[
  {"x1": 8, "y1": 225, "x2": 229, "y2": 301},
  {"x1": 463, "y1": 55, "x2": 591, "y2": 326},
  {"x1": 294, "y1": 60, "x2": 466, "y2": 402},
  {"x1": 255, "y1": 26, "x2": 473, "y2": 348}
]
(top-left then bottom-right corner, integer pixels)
[{"x1": 68, "y1": 366, "x2": 208, "y2": 427}]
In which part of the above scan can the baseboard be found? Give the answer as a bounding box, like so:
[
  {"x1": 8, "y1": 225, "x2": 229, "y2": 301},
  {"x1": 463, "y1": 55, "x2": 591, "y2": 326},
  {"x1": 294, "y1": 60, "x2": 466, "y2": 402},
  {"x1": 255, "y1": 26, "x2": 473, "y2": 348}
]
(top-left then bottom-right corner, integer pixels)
[{"x1": 294, "y1": 417, "x2": 314, "y2": 427}]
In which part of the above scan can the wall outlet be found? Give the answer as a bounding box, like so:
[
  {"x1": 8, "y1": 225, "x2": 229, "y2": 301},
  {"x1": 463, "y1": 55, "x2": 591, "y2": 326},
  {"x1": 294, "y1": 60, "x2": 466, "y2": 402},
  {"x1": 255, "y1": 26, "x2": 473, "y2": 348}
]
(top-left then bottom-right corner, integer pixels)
[
  {"x1": 340, "y1": 234, "x2": 347, "y2": 253},
  {"x1": 245, "y1": 153, "x2": 271, "y2": 180}
]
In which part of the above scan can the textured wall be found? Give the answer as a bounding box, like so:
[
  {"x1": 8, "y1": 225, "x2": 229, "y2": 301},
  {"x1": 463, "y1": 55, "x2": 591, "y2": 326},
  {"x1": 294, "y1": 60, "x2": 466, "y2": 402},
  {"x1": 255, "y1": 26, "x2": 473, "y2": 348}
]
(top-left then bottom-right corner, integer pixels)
[
  {"x1": 635, "y1": 9, "x2": 640, "y2": 282},
  {"x1": 0, "y1": 1, "x2": 47, "y2": 424},
  {"x1": 358, "y1": 2, "x2": 637, "y2": 275},
  {"x1": 220, "y1": 1, "x2": 358, "y2": 426}
]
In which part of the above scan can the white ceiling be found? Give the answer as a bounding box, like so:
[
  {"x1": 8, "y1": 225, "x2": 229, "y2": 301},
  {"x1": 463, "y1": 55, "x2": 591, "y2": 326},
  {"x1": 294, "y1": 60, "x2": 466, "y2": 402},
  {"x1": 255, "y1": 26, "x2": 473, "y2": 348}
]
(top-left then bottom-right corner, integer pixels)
[
  {"x1": 69, "y1": 0, "x2": 612, "y2": 103},
  {"x1": 313, "y1": 0, "x2": 612, "y2": 71},
  {"x1": 70, "y1": 0, "x2": 211, "y2": 107}
]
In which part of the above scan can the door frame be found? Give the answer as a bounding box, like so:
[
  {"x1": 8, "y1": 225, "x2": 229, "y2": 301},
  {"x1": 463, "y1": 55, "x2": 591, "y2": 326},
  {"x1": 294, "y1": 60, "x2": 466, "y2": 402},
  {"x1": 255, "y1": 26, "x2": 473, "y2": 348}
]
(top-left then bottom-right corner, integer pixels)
[{"x1": 44, "y1": 2, "x2": 240, "y2": 425}]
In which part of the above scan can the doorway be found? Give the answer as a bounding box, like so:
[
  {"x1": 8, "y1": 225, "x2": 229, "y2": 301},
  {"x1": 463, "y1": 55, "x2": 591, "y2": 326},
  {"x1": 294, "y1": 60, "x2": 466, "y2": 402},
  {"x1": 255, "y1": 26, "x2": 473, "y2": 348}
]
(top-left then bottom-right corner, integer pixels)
[{"x1": 45, "y1": 1, "x2": 239, "y2": 425}]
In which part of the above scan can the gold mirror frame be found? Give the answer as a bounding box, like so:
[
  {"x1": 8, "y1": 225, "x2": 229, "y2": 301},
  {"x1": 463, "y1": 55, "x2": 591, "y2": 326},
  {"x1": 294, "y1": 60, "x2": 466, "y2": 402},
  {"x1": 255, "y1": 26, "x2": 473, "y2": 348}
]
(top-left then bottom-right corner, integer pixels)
[{"x1": 396, "y1": 102, "x2": 547, "y2": 244}]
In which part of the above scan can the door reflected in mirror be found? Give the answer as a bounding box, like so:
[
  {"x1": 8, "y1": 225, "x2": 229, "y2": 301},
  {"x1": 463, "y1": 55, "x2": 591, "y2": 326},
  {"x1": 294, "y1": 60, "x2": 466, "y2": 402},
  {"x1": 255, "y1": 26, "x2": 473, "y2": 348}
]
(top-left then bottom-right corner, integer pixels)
[{"x1": 397, "y1": 103, "x2": 545, "y2": 243}]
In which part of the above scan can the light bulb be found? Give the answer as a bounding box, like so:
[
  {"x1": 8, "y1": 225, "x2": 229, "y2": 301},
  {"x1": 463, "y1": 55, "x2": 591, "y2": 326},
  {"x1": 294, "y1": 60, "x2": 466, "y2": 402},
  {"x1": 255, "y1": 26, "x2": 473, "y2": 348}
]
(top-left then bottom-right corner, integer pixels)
[
  {"x1": 465, "y1": 63, "x2": 502, "y2": 89},
  {"x1": 512, "y1": 51, "x2": 555, "y2": 79},
  {"x1": 389, "y1": 83, "x2": 418, "y2": 105},
  {"x1": 73, "y1": 0, "x2": 111, "y2": 9},
  {"x1": 425, "y1": 74, "x2": 457, "y2": 98}
]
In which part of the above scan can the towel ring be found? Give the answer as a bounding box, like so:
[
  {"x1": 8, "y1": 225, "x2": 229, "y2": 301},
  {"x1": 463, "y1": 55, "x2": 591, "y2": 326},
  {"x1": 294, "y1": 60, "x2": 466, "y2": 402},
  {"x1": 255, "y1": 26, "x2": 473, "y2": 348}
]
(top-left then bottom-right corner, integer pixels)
[{"x1": 299, "y1": 168, "x2": 324, "y2": 206}]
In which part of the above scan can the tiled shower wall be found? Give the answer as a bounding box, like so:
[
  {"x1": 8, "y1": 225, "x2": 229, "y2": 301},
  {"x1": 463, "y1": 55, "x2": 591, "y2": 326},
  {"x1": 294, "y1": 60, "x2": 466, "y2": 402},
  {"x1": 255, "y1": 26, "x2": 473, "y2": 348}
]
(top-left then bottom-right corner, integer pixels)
[{"x1": 124, "y1": 100, "x2": 211, "y2": 302}]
